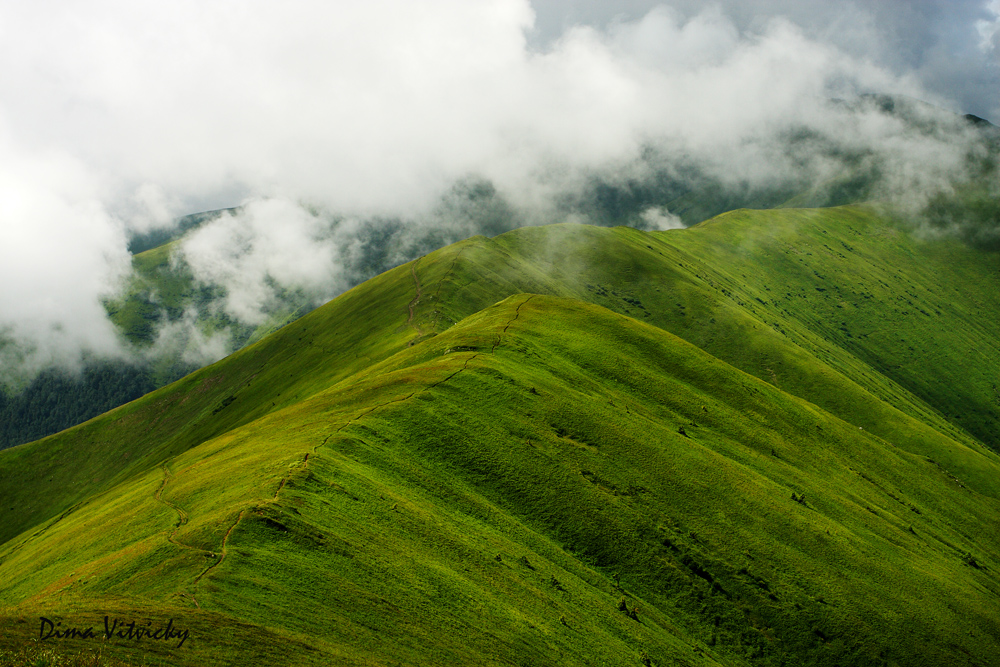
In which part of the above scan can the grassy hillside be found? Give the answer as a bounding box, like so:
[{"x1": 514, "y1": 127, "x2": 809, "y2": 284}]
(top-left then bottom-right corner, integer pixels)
[
  {"x1": 0, "y1": 363, "x2": 155, "y2": 451},
  {"x1": 7, "y1": 97, "x2": 995, "y2": 453},
  {"x1": 9, "y1": 101, "x2": 991, "y2": 452},
  {"x1": 2, "y1": 207, "x2": 1000, "y2": 665}
]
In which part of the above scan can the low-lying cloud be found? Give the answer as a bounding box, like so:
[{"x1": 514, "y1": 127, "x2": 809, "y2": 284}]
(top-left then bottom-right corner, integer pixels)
[{"x1": 0, "y1": 1, "x2": 996, "y2": 387}]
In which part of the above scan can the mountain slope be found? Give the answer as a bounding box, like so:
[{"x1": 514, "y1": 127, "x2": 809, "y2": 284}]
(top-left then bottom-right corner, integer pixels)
[
  {"x1": 8, "y1": 95, "x2": 993, "y2": 452},
  {"x1": 2, "y1": 207, "x2": 1000, "y2": 665}
]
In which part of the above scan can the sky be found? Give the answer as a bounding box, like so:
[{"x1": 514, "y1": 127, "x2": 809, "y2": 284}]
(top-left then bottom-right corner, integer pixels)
[
  {"x1": 530, "y1": 0, "x2": 1000, "y2": 120},
  {"x1": 1, "y1": 0, "x2": 997, "y2": 385}
]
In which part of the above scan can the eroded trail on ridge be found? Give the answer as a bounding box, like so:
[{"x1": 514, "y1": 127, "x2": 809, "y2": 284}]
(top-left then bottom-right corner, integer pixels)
[
  {"x1": 188, "y1": 296, "x2": 533, "y2": 603},
  {"x1": 192, "y1": 507, "x2": 248, "y2": 585},
  {"x1": 154, "y1": 463, "x2": 212, "y2": 608},
  {"x1": 317, "y1": 294, "x2": 535, "y2": 457},
  {"x1": 492, "y1": 295, "x2": 535, "y2": 353},
  {"x1": 154, "y1": 463, "x2": 206, "y2": 553},
  {"x1": 407, "y1": 262, "x2": 424, "y2": 345}
]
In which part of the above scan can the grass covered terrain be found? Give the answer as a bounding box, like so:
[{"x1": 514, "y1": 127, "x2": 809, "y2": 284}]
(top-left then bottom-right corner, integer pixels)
[
  {"x1": 7, "y1": 98, "x2": 995, "y2": 452},
  {"x1": 2, "y1": 206, "x2": 999, "y2": 665}
]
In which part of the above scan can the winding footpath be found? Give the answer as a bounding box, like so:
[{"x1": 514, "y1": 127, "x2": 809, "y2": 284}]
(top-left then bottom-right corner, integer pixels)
[
  {"x1": 407, "y1": 262, "x2": 424, "y2": 345},
  {"x1": 152, "y1": 287, "x2": 534, "y2": 610}
]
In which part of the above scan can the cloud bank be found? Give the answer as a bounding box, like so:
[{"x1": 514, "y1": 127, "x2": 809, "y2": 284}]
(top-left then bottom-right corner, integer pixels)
[
  {"x1": 531, "y1": 0, "x2": 1000, "y2": 122},
  {"x1": 0, "y1": 1, "x2": 995, "y2": 386}
]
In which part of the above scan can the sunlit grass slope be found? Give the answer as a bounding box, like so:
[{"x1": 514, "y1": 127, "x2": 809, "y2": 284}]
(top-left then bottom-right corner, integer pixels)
[
  {"x1": 672, "y1": 206, "x2": 1000, "y2": 448},
  {"x1": 0, "y1": 246, "x2": 441, "y2": 546},
  {"x1": 4, "y1": 295, "x2": 1000, "y2": 666},
  {"x1": 3, "y1": 206, "x2": 1000, "y2": 665}
]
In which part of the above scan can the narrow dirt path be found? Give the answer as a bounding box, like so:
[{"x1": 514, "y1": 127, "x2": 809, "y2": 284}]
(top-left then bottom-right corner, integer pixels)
[
  {"x1": 313, "y1": 392, "x2": 419, "y2": 455},
  {"x1": 491, "y1": 295, "x2": 535, "y2": 353},
  {"x1": 429, "y1": 247, "x2": 467, "y2": 331},
  {"x1": 271, "y1": 453, "x2": 309, "y2": 500},
  {"x1": 154, "y1": 462, "x2": 215, "y2": 607},
  {"x1": 154, "y1": 463, "x2": 215, "y2": 554},
  {"x1": 407, "y1": 262, "x2": 424, "y2": 346},
  {"x1": 192, "y1": 507, "x2": 249, "y2": 585}
]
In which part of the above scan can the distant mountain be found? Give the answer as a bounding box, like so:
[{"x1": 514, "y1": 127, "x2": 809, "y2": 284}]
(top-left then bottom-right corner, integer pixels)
[
  {"x1": 1, "y1": 211, "x2": 314, "y2": 452},
  {"x1": 2, "y1": 205, "x2": 999, "y2": 665},
  {"x1": 4, "y1": 96, "x2": 997, "y2": 451}
]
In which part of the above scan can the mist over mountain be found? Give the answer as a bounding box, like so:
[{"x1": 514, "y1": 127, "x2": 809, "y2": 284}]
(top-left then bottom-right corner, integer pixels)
[
  {"x1": 4, "y1": 4, "x2": 1000, "y2": 663},
  {"x1": 2, "y1": 1, "x2": 999, "y2": 442}
]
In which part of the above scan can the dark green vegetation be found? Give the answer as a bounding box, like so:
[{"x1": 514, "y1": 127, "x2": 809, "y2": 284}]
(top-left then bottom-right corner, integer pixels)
[
  {"x1": 2, "y1": 205, "x2": 1000, "y2": 666},
  {"x1": 0, "y1": 363, "x2": 155, "y2": 451}
]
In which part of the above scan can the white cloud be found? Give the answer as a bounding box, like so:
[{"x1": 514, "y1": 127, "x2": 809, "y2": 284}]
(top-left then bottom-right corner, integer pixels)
[
  {"x1": 142, "y1": 307, "x2": 232, "y2": 369},
  {"x1": 0, "y1": 119, "x2": 130, "y2": 386},
  {"x1": 976, "y1": 0, "x2": 1000, "y2": 52},
  {"x1": 179, "y1": 199, "x2": 345, "y2": 326},
  {"x1": 641, "y1": 206, "x2": 685, "y2": 231},
  {"x1": 0, "y1": 1, "x2": 991, "y2": 386}
]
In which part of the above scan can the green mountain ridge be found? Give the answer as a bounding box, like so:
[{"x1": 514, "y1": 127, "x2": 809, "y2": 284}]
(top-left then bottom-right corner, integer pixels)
[
  {"x1": 2, "y1": 205, "x2": 1000, "y2": 665},
  {"x1": 6, "y1": 93, "x2": 996, "y2": 451}
]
